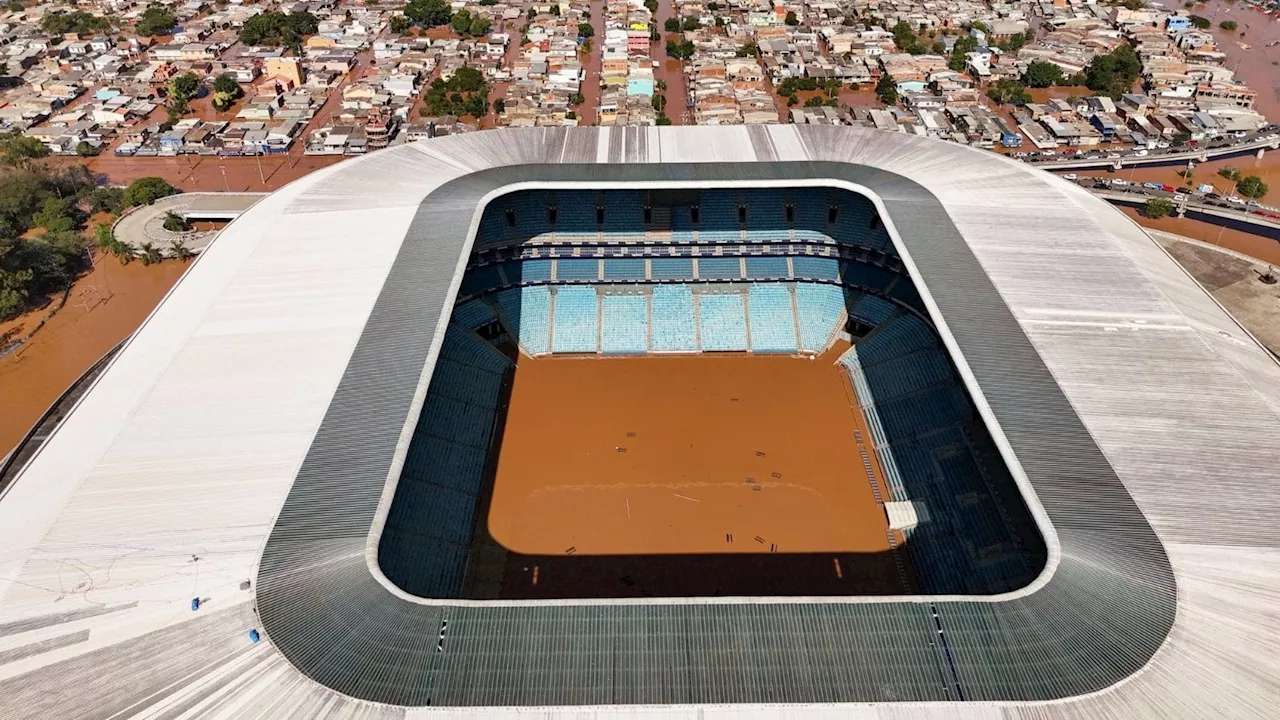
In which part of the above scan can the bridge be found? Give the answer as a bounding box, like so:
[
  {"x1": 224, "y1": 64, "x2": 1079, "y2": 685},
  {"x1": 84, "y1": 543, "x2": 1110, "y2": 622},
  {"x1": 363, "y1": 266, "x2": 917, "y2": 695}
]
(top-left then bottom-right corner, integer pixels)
[
  {"x1": 1090, "y1": 188, "x2": 1280, "y2": 234},
  {"x1": 1030, "y1": 135, "x2": 1280, "y2": 171}
]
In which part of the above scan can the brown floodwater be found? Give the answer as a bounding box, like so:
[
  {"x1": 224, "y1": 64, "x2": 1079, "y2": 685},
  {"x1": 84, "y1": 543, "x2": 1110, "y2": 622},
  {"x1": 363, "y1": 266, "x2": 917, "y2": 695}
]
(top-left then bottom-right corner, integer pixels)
[{"x1": 0, "y1": 254, "x2": 189, "y2": 458}]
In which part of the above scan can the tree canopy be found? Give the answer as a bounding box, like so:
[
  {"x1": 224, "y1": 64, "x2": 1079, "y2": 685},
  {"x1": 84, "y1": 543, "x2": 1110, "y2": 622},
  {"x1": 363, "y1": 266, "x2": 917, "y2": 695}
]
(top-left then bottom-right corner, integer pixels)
[
  {"x1": 1084, "y1": 44, "x2": 1142, "y2": 99},
  {"x1": 421, "y1": 67, "x2": 490, "y2": 118},
  {"x1": 1023, "y1": 61, "x2": 1064, "y2": 88},
  {"x1": 403, "y1": 0, "x2": 452, "y2": 27},
  {"x1": 0, "y1": 166, "x2": 99, "y2": 318},
  {"x1": 665, "y1": 38, "x2": 694, "y2": 60},
  {"x1": 135, "y1": 6, "x2": 176, "y2": 37},
  {"x1": 1188, "y1": 15, "x2": 1211, "y2": 30},
  {"x1": 987, "y1": 78, "x2": 1031, "y2": 106},
  {"x1": 1143, "y1": 197, "x2": 1173, "y2": 219},
  {"x1": 948, "y1": 35, "x2": 979, "y2": 72},
  {"x1": 875, "y1": 75, "x2": 898, "y2": 105},
  {"x1": 0, "y1": 131, "x2": 50, "y2": 165},
  {"x1": 41, "y1": 10, "x2": 111, "y2": 36},
  {"x1": 122, "y1": 177, "x2": 180, "y2": 208},
  {"x1": 238, "y1": 11, "x2": 319, "y2": 49},
  {"x1": 1236, "y1": 176, "x2": 1269, "y2": 199}
]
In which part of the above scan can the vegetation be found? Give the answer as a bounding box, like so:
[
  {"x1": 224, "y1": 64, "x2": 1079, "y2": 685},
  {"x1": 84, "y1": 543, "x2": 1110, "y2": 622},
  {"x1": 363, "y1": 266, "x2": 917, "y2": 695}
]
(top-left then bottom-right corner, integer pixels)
[
  {"x1": 655, "y1": 113, "x2": 672, "y2": 126},
  {"x1": 492, "y1": 98, "x2": 505, "y2": 114},
  {"x1": 448, "y1": 9, "x2": 490, "y2": 36},
  {"x1": 891, "y1": 21, "x2": 930, "y2": 55},
  {"x1": 1220, "y1": 20, "x2": 1238, "y2": 31},
  {"x1": 238, "y1": 11, "x2": 319, "y2": 51},
  {"x1": 1218, "y1": 166, "x2": 1241, "y2": 182},
  {"x1": 1023, "y1": 61, "x2": 1064, "y2": 88},
  {"x1": 736, "y1": 42, "x2": 758, "y2": 57},
  {"x1": 784, "y1": 10, "x2": 798, "y2": 26},
  {"x1": 1188, "y1": 15, "x2": 1211, "y2": 30},
  {"x1": 390, "y1": 15, "x2": 411, "y2": 34},
  {"x1": 643, "y1": 0, "x2": 657, "y2": 11},
  {"x1": 664, "y1": 18, "x2": 679, "y2": 32},
  {"x1": 162, "y1": 211, "x2": 190, "y2": 233},
  {"x1": 74, "y1": 140, "x2": 98, "y2": 157},
  {"x1": 0, "y1": 166, "x2": 102, "y2": 318},
  {"x1": 995, "y1": 32, "x2": 1028, "y2": 53},
  {"x1": 776, "y1": 77, "x2": 842, "y2": 98},
  {"x1": 169, "y1": 239, "x2": 194, "y2": 261},
  {"x1": 948, "y1": 34, "x2": 979, "y2": 72},
  {"x1": 875, "y1": 75, "x2": 898, "y2": 105},
  {"x1": 1237, "y1": 176, "x2": 1269, "y2": 198},
  {"x1": 0, "y1": 131, "x2": 50, "y2": 165},
  {"x1": 682, "y1": 17, "x2": 700, "y2": 31},
  {"x1": 87, "y1": 186, "x2": 124, "y2": 215},
  {"x1": 211, "y1": 73, "x2": 244, "y2": 112},
  {"x1": 577, "y1": 22, "x2": 593, "y2": 38},
  {"x1": 987, "y1": 78, "x2": 1031, "y2": 106},
  {"x1": 652, "y1": 94, "x2": 666, "y2": 112},
  {"x1": 135, "y1": 6, "x2": 176, "y2": 37},
  {"x1": 665, "y1": 38, "x2": 695, "y2": 61},
  {"x1": 1084, "y1": 44, "x2": 1142, "y2": 99},
  {"x1": 41, "y1": 10, "x2": 112, "y2": 36},
  {"x1": 569, "y1": 92, "x2": 585, "y2": 106},
  {"x1": 420, "y1": 67, "x2": 489, "y2": 118},
  {"x1": 123, "y1": 177, "x2": 180, "y2": 207},
  {"x1": 1143, "y1": 197, "x2": 1174, "y2": 218}
]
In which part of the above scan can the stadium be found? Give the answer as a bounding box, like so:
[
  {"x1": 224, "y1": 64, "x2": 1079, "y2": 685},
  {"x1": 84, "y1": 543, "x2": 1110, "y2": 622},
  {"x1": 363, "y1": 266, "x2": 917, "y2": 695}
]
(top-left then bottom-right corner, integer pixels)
[{"x1": 1, "y1": 126, "x2": 1278, "y2": 717}]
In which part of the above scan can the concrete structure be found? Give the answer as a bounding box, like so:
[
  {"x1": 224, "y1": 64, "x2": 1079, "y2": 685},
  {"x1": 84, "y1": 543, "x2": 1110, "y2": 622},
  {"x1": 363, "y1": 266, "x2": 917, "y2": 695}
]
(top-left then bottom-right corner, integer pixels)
[{"x1": 1, "y1": 127, "x2": 1278, "y2": 717}]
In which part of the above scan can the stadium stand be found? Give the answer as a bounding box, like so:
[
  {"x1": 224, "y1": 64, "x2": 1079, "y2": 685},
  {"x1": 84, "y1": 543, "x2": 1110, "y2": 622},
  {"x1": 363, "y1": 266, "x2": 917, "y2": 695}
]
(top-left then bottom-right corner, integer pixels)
[
  {"x1": 379, "y1": 327, "x2": 511, "y2": 598},
  {"x1": 601, "y1": 294, "x2": 649, "y2": 354},
  {"x1": 699, "y1": 292, "x2": 749, "y2": 351},
  {"x1": 795, "y1": 283, "x2": 846, "y2": 352},
  {"x1": 651, "y1": 285, "x2": 697, "y2": 352},
  {"x1": 498, "y1": 286, "x2": 551, "y2": 355},
  {"x1": 747, "y1": 284, "x2": 798, "y2": 353},
  {"x1": 551, "y1": 286, "x2": 600, "y2": 353}
]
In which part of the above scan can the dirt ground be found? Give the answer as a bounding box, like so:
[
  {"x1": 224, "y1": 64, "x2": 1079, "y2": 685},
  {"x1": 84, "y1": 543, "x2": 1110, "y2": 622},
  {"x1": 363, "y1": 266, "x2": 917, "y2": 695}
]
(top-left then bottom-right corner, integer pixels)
[
  {"x1": 0, "y1": 254, "x2": 189, "y2": 458},
  {"x1": 478, "y1": 344, "x2": 900, "y2": 598},
  {"x1": 488, "y1": 348, "x2": 889, "y2": 556}
]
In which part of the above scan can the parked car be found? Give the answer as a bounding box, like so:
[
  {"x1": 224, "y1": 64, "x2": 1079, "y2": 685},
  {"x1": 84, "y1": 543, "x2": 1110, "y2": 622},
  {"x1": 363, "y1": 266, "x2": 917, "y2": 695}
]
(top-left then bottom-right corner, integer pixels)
[
  {"x1": 1206, "y1": 193, "x2": 1222, "y2": 200},
  {"x1": 1111, "y1": 179, "x2": 1129, "y2": 186},
  {"x1": 1106, "y1": 153, "x2": 1121, "y2": 159},
  {"x1": 1156, "y1": 142, "x2": 1171, "y2": 149},
  {"x1": 1063, "y1": 173, "x2": 1078, "y2": 180},
  {"x1": 1143, "y1": 182, "x2": 1163, "y2": 190},
  {"x1": 1133, "y1": 149, "x2": 1149, "y2": 157},
  {"x1": 1161, "y1": 184, "x2": 1176, "y2": 192},
  {"x1": 1176, "y1": 187, "x2": 1192, "y2": 194},
  {"x1": 1227, "y1": 195, "x2": 1246, "y2": 205}
]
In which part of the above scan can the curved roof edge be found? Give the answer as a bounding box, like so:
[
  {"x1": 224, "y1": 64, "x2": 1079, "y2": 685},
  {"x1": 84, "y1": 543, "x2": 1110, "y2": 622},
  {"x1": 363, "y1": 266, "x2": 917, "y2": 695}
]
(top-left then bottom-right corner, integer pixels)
[{"x1": 256, "y1": 155, "x2": 1173, "y2": 706}]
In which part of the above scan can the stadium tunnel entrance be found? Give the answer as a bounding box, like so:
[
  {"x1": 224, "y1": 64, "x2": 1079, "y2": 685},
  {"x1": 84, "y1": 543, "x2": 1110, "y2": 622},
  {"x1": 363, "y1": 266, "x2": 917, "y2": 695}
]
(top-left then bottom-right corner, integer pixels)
[{"x1": 376, "y1": 186, "x2": 1047, "y2": 601}]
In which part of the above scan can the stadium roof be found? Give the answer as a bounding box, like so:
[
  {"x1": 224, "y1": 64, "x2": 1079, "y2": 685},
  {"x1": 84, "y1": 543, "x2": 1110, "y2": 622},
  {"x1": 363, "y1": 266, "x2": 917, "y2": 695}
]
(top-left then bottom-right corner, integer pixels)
[{"x1": 2, "y1": 126, "x2": 1279, "y2": 718}]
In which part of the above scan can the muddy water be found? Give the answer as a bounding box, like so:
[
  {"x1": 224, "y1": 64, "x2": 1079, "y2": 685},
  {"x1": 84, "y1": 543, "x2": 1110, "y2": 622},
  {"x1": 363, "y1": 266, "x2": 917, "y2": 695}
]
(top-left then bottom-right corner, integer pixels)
[
  {"x1": 0, "y1": 255, "x2": 189, "y2": 457},
  {"x1": 1124, "y1": 207, "x2": 1280, "y2": 263},
  {"x1": 487, "y1": 345, "x2": 890, "y2": 556},
  {"x1": 1201, "y1": 0, "x2": 1280, "y2": 120}
]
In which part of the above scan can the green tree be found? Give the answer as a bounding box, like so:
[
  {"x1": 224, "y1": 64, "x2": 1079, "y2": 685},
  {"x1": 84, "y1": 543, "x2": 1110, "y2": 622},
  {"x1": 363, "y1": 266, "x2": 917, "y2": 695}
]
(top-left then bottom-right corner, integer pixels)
[
  {"x1": 468, "y1": 15, "x2": 491, "y2": 36},
  {"x1": 569, "y1": 92, "x2": 585, "y2": 105},
  {"x1": 643, "y1": 0, "x2": 657, "y2": 11},
  {"x1": 664, "y1": 17, "x2": 680, "y2": 32},
  {"x1": 451, "y1": 9, "x2": 472, "y2": 34},
  {"x1": 0, "y1": 131, "x2": 50, "y2": 165},
  {"x1": 493, "y1": 98, "x2": 505, "y2": 113},
  {"x1": 1188, "y1": 15, "x2": 1210, "y2": 30},
  {"x1": 1237, "y1": 176, "x2": 1269, "y2": 198},
  {"x1": 167, "y1": 72, "x2": 199, "y2": 104},
  {"x1": 655, "y1": 114, "x2": 672, "y2": 126},
  {"x1": 665, "y1": 38, "x2": 694, "y2": 60},
  {"x1": 1084, "y1": 44, "x2": 1142, "y2": 99},
  {"x1": 238, "y1": 11, "x2": 319, "y2": 49},
  {"x1": 1220, "y1": 20, "x2": 1237, "y2": 31},
  {"x1": 1218, "y1": 166, "x2": 1241, "y2": 182},
  {"x1": 784, "y1": 10, "x2": 798, "y2": 26},
  {"x1": 948, "y1": 34, "x2": 979, "y2": 72},
  {"x1": 875, "y1": 75, "x2": 898, "y2": 105},
  {"x1": 1143, "y1": 197, "x2": 1174, "y2": 218},
  {"x1": 390, "y1": 15, "x2": 410, "y2": 34},
  {"x1": 31, "y1": 197, "x2": 80, "y2": 233},
  {"x1": 139, "y1": 242, "x2": 163, "y2": 266},
  {"x1": 578, "y1": 22, "x2": 593, "y2": 38},
  {"x1": 7, "y1": 1, "x2": 24, "y2": 12},
  {"x1": 891, "y1": 21, "x2": 916, "y2": 50},
  {"x1": 41, "y1": 10, "x2": 111, "y2": 35},
  {"x1": 135, "y1": 6, "x2": 176, "y2": 36},
  {"x1": 681, "y1": 16, "x2": 700, "y2": 31},
  {"x1": 123, "y1": 177, "x2": 179, "y2": 208},
  {"x1": 212, "y1": 73, "x2": 240, "y2": 96},
  {"x1": 987, "y1": 78, "x2": 1031, "y2": 105},
  {"x1": 162, "y1": 211, "x2": 189, "y2": 233},
  {"x1": 87, "y1": 186, "x2": 124, "y2": 215},
  {"x1": 737, "y1": 42, "x2": 758, "y2": 57},
  {"x1": 74, "y1": 140, "x2": 97, "y2": 156},
  {"x1": 169, "y1": 239, "x2": 194, "y2": 261},
  {"x1": 1023, "y1": 61, "x2": 1064, "y2": 88},
  {"x1": 652, "y1": 94, "x2": 666, "y2": 111}
]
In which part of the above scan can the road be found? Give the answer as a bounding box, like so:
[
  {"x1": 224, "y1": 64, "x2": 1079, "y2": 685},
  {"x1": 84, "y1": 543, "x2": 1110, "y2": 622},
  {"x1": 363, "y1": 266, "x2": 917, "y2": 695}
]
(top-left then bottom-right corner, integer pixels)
[{"x1": 1029, "y1": 131, "x2": 1280, "y2": 171}]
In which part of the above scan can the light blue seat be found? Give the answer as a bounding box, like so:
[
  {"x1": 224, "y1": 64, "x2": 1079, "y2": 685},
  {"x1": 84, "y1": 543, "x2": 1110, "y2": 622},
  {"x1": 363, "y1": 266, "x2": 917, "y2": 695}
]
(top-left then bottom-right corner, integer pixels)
[
  {"x1": 601, "y1": 294, "x2": 648, "y2": 354},
  {"x1": 698, "y1": 292, "x2": 748, "y2": 351},
  {"x1": 651, "y1": 285, "x2": 696, "y2": 351},
  {"x1": 744, "y1": 256, "x2": 789, "y2": 279},
  {"x1": 603, "y1": 258, "x2": 646, "y2": 280},
  {"x1": 851, "y1": 294, "x2": 896, "y2": 326},
  {"x1": 497, "y1": 286, "x2": 550, "y2": 354},
  {"x1": 551, "y1": 286, "x2": 598, "y2": 353},
  {"x1": 452, "y1": 299, "x2": 496, "y2": 331},
  {"x1": 518, "y1": 259, "x2": 552, "y2": 282},
  {"x1": 794, "y1": 282, "x2": 845, "y2": 352},
  {"x1": 747, "y1": 284, "x2": 797, "y2": 353}
]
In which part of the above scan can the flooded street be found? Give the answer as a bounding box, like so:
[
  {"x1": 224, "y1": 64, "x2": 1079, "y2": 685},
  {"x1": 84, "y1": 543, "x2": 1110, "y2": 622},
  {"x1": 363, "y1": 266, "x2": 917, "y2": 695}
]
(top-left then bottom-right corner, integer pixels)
[{"x1": 0, "y1": 255, "x2": 189, "y2": 458}]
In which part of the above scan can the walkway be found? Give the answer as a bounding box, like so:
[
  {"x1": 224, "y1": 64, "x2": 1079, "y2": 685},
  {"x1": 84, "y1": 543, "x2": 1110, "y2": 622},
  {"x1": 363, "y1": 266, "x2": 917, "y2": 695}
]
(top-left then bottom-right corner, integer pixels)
[{"x1": 112, "y1": 192, "x2": 267, "y2": 253}]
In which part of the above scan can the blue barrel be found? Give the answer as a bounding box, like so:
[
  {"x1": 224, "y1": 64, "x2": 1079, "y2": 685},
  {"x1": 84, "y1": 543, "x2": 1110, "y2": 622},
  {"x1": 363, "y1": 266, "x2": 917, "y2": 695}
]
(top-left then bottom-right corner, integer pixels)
[
  {"x1": 248, "y1": 629, "x2": 260, "y2": 644},
  {"x1": 190, "y1": 597, "x2": 200, "y2": 611}
]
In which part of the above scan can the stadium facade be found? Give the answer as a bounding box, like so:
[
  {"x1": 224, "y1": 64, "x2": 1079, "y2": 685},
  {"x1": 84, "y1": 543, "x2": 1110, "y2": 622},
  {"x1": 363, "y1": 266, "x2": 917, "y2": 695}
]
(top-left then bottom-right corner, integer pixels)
[{"x1": 1, "y1": 126, "x2": 1278, "y2": 718}]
